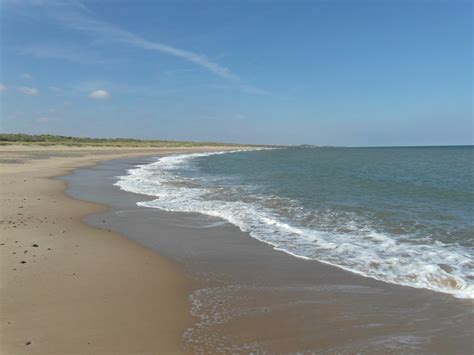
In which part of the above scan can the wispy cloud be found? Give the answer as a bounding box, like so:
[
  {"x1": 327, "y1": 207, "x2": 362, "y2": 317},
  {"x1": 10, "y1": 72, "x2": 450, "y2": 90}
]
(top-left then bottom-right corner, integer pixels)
[
  {"x1": 17, "y1": 42, "x2": 108, "y2": 65},
  {"x1": 21, "y1": 73, "x2": 33, "y2": 79},
  {"x1": 0, "y1": 84, "x2": 7, "y2": 92},
  {"x1": 16, "y1": 86, "x2": 39, "y2": 95},
  {"x1": 56, "y1": 5, "x2": 241, "y2": 81},
  {"x1": 49, "y1": 86, "x2": 63, "y2": 93},
  {"x1": 88, "y1": 89, "x2": 111, "y2": 101},
  {"x1": 241, "y1": 85, "x2": 269, "y2": 96},
  {"x1": 9, "y1": 0, "x2": 267, "y2": 95},
  {"x1": 210, "y1": 82, "x2": 269, "y2": 96}
]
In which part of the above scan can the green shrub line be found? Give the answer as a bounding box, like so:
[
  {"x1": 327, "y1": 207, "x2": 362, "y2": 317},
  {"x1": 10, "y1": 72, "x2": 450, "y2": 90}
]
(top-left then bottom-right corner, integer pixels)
[{"x1": 0, "y1": 133, "x2": 260, "y2": 148}]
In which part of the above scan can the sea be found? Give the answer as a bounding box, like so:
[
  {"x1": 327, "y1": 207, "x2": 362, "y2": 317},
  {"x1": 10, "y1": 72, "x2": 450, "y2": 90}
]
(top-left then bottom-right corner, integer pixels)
[{"x1": 115, "y1": 146, "x2": 473, "y2": 299}]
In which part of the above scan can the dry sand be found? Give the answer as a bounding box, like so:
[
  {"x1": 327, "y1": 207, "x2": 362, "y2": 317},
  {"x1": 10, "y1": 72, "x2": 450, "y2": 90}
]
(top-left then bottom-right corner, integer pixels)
[{"x1": 0, "y1": 145, "x2": 244, "y2": 354}]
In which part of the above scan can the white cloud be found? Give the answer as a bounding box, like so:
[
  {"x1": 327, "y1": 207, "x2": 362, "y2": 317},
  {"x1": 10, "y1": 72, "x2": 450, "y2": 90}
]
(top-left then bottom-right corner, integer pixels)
[
  {"x1": 16, "y1": 86, "x2": 39, "y2": 95},
  {"x1": 21, "y1": 73, "x2": 33, "y2": 80},
  {"x1": 0, "y1": 84, "x2": 6, "y2": 92},
  {"x1": 88, "y1": 89, "x2": 111, "y2": 100}
]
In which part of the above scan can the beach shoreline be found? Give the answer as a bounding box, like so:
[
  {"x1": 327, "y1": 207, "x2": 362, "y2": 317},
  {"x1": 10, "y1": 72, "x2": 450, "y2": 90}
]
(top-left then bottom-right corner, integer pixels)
[
  {"x1": 65, "y1": 154, "x2": 473, "y2": 353},
  {"x1": 1, "y1": 146, "x2": 472, "y2": 354},
  {"x1": 0, "y1": 145, "x2": 247, "y2": 354}
]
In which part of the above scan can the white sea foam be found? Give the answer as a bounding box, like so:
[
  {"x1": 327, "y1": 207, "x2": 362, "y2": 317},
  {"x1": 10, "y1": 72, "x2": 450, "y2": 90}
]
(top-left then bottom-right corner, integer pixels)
[{"x1": 115, "y1": 151, "x2": 474, "y2": 299}]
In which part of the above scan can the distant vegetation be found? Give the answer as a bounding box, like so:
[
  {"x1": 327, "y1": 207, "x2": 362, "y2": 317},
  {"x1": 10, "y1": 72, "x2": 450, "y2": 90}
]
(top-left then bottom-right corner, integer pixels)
[{"x1": 0, "y1": 133, "x2": 255, "y2": 147}]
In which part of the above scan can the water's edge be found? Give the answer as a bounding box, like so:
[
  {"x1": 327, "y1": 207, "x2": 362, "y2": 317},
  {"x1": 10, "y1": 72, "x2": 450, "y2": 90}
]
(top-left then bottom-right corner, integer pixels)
[
  {"x1": 63, "y1": 156, "x2": 473, "y2": 353},
  {"x1": 115, "y1": 149, "x2": 473, "y2": 299}
]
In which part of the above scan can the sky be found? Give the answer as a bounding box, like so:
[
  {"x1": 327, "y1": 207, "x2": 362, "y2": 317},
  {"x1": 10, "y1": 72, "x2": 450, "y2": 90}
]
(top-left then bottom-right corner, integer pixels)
[{"x1": 0, "y1": 0, "x2": 472, "y2": 146}]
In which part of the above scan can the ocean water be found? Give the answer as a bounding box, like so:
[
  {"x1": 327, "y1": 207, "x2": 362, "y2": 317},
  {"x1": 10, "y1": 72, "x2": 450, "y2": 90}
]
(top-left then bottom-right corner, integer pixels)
[{"x1": 115, "y1": 147, "x2": 474, "y2": 298}]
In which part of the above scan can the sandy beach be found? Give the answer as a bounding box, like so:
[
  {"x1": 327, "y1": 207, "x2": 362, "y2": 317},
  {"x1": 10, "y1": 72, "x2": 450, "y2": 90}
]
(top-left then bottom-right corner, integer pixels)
[
  {"x1": 1, "y1": 146, "x2": 472, "y2": 354},
  {"x1": 0, "y1": 145, "x2": 242, "y2": 354}
]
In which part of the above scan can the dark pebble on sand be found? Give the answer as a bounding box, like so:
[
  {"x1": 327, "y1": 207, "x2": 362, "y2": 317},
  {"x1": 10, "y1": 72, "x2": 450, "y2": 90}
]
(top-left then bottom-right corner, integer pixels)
[
  {"x1": 32, "y1": 244, "x2": 38, "y2": 247},
  {"x1": 20, "y1": 261, "x2": 26, "y2": 264},
  {"x1": 26, "y1": 341, "x2": 31, "y2": 346}
]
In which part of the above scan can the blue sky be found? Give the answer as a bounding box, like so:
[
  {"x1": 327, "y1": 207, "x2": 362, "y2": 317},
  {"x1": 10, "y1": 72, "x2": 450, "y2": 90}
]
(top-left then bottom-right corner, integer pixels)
[{"x1": 1, "y1": 0, "x2": 472, "y2": 146}]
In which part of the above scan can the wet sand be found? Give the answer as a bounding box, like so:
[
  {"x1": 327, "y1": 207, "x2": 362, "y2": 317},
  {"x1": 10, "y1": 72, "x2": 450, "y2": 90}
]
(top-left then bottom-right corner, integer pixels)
[
  {"x1": 0, "y1": 146, "x2": 245, "y2": 354},
  {"x1": 65, "y1": 156, "x2": 473, "y2": 354}
]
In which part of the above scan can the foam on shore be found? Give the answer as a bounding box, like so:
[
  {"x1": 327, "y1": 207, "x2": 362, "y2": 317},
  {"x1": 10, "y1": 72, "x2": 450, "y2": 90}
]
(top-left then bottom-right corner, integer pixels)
[{"x1": 115, "y1": 151, "x2": 474, "y2": 299}]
